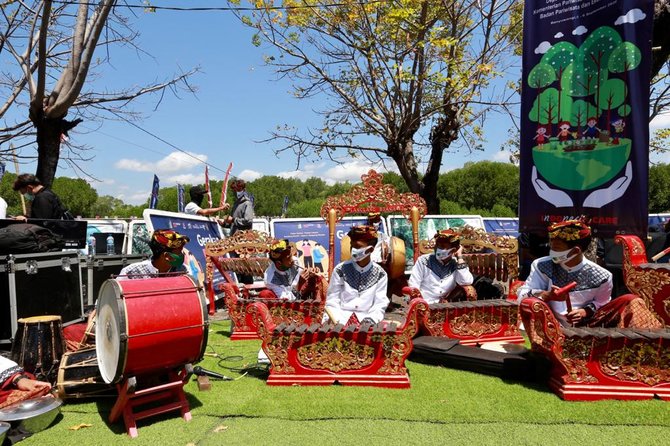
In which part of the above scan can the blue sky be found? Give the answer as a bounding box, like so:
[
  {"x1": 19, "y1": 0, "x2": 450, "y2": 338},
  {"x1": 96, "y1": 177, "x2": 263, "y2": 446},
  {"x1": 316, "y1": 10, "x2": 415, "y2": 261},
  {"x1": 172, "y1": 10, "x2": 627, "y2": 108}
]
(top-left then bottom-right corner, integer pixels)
[{"x1": 7, "y1": 4, "x2": 669, "y2": 205}]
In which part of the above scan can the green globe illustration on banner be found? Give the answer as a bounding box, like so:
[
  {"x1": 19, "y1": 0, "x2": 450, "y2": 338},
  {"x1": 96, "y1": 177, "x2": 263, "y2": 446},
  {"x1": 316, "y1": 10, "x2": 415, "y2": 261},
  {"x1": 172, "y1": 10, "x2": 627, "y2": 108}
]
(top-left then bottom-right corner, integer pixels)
[{"x1": 528, "y1": 26, "x2": 638, "y2": 191}]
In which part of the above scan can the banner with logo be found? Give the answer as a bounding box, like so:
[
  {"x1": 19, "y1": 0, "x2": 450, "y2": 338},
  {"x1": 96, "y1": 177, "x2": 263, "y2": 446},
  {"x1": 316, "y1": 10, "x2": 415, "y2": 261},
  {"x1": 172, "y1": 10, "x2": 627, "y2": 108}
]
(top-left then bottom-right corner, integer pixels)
[
  {"x1": 149, "y1": 174, "x2": 160, "y2": 209},
  {"x1": 520, "y1": 1, "x2": 654, "y2": 237}
]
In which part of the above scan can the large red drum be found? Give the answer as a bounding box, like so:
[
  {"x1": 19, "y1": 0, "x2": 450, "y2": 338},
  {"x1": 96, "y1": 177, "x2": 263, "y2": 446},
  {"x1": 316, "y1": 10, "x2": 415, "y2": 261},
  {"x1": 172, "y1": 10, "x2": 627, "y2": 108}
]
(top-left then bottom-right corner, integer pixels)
[{"x1": 95, "y1": 275, "x2": 208, "y2": 384}]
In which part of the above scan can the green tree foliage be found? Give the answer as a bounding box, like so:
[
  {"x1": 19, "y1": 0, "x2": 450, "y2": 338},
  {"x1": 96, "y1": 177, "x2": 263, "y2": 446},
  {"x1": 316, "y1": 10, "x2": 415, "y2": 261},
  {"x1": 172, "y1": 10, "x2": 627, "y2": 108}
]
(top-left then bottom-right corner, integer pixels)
[
  {"x1": 51, "y1": 177, "x2": 98, "y2": 217},
  {"x1": 437, "y1": 161, "x2": 519, "y2": 213},
  {"x1": 649, "y1": 163, "x2": 670, "y2": 212}
]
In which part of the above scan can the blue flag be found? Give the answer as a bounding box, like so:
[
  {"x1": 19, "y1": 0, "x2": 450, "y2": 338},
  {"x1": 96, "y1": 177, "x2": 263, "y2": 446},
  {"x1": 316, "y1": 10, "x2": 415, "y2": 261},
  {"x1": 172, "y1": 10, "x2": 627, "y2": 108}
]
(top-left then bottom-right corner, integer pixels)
[
  {"x1": 281, "y1": 195, "x2": 289, "y2": 216},
  {"x1": 177, "y1": 183, "x2": 185, "y2": 212},
  {"x1": 150, "y1": 174, "x2": 160, "y2": 209}
]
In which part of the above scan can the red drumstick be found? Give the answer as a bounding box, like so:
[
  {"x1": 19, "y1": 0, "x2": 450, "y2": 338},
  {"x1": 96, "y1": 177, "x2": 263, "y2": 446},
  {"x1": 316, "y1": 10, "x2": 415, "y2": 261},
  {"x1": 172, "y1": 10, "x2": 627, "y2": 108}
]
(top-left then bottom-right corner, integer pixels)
[{"x1": 555, "y1": 281, "x2": 577, "y2": 312}]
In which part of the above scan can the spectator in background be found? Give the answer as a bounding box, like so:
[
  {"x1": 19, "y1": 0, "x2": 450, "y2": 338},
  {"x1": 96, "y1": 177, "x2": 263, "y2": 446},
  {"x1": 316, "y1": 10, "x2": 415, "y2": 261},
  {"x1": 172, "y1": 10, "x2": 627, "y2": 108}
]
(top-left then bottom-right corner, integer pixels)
[
  {"x1": 12, "y1": 174, "x2": 66, "y2": 220},
  {"x1": 184, "y1": 185, "x2": 229, "y2": 217},
  {"x1": 223, "y1": 179, "x2": 254, "y2": 236},
  {"x1": 118, "y1": 229, "x2": 189, "y2": 279}
]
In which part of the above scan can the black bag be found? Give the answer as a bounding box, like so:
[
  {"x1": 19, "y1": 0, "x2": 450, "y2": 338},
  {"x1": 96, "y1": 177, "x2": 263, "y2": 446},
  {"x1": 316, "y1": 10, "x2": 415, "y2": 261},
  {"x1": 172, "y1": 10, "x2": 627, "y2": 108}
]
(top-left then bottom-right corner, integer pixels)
[{"x1": 0, "y1": 223, "x2": 65, "y2": 254}]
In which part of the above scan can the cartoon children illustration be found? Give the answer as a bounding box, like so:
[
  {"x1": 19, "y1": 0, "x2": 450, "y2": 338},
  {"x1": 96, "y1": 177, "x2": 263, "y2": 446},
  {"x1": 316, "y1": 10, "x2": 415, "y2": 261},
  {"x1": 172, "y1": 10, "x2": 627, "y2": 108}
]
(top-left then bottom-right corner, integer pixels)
[
  {"x1": 534, "y1": 126, "x2": 549, "y2": 148},
  {"x1": 582, "y1": 117, "x2": 600, "y2": 139},
  {"x1": 557, "y1": 121, "x2": 572, "y2": 142},
  {"x1": 611, "y1": 117, "x2": 625, "y2": 145}
]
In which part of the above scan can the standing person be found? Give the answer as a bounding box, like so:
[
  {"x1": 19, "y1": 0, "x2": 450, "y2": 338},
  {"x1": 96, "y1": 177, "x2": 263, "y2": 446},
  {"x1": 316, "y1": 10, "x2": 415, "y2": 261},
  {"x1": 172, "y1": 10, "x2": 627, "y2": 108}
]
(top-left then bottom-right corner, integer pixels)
[
  {"x1": 118, "y1": 229, "x2": 189, "y2": 279},
  {"x1": 408, "y1": 229, "x2": 474, "y2": 304},
  {"x1": 184, "y1": 185, "x2": 229, "y2": 216},
  {"x1": 1, "y1": 355, "x2": 52, "y2": 408},
  {"x1": 324, "y1": 225, "x2": 389, "y2": 325},
  {"x1": 299, "y1": 240, "x2": 314, "y2": 268},
  {"x1": 366, "y1": 212, "x2": 390, "y2": 265},
  {"x1": 12, "y1": 174, "x2": 66, "y2": 220},
  {"x1": 223, "y1": 179, "x2": 254, "y2": 235},
  {"x1": 517, "y1": 220, "x2": 662, "y2": 329},
  {"x1": 312, "y1": 242, "x2": 326, "y2": 272}
]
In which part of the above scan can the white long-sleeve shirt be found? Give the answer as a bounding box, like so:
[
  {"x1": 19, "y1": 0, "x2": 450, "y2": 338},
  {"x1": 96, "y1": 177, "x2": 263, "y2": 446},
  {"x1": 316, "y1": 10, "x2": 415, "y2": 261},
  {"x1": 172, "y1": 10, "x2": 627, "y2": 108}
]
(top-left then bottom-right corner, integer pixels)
[
  {"x1": 517, "y1": 256, "x2": 612, "y2": 325},
  {"x1": 408, "y1": 254, "x2": 474, "y2": 304},
  {"x1": 263, "y1": 257, "x2": 300, "y2": 301},
  {"x1": 325, "y1": 260, "x2": 389, "y2": 324}
]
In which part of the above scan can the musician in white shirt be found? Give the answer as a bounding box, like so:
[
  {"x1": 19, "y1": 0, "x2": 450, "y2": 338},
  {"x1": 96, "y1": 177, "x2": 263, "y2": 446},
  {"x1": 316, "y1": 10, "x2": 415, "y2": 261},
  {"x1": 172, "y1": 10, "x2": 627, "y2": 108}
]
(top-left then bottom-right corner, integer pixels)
[
  {"x1": 324, "y1": 225, "x2": 389, "y2": 325},
  {"x1": 408, "y1": 229, "x2": 474, "y2": 304},
  {"x1": 262, "y1": 239, "x2": 301, "y2": 301}
]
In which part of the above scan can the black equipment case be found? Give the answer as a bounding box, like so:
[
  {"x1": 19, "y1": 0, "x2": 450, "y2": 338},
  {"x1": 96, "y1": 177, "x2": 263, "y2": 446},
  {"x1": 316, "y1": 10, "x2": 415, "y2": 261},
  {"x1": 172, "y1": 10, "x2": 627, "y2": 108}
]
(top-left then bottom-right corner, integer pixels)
[{"x1": 1, "y1": 251, "x2": 84, "y2": 346}]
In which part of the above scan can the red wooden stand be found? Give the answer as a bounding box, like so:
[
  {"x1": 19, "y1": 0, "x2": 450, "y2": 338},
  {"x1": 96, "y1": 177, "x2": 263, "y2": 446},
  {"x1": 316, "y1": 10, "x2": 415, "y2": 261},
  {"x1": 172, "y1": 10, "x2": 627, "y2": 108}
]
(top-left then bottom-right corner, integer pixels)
[{"x1": 108, "y1": 368, "x2": 192, "y2": 438}]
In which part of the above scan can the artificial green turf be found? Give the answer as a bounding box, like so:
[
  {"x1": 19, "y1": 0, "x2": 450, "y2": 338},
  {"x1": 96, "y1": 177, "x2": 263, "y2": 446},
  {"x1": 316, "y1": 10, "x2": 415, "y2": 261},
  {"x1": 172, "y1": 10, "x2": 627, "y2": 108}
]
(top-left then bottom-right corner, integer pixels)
[{"x1": 19, "y1": 320, "x2": 670, "y2": 445}]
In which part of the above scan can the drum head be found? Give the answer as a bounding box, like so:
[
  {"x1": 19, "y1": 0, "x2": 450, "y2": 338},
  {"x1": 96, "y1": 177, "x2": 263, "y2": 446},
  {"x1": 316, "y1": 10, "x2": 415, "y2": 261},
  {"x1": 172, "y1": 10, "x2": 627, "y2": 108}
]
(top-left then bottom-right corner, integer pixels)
[
  {"x1": 17, "y1": 315, "x2": 62, "y2": 324},
  {"x1": 95, "y1": 280, "x2": 125, "y2": 384}
]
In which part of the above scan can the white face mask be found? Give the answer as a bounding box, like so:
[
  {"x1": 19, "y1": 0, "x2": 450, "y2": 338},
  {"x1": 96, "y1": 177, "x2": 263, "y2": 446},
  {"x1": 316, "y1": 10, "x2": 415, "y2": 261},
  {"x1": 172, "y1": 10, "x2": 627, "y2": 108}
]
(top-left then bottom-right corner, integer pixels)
[
  {"x1": 435, "y1": 248, "x2": 455, "y2": 261},
  {"x1": 550, "y1": 248, "x2": 578, "y2": 265},
  {"x1": 372, "y1": 222, "x2": 381, "y2": 230},
  {"x1": 351, "y1": 246, "x2": 372, "y2": 262}
]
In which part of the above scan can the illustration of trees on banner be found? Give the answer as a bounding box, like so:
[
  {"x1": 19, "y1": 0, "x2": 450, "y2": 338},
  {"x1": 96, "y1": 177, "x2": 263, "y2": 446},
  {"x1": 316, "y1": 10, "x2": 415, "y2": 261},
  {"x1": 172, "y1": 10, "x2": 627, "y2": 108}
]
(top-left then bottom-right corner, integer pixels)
[{"x1": 528, "y1": 26, "x2": 641, "y2": 202}]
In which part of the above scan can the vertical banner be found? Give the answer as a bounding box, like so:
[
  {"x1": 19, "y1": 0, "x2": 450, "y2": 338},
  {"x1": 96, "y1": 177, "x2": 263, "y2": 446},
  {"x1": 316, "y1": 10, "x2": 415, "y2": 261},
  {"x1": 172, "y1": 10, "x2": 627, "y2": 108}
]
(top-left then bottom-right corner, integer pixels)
[
  {"x1": 204, "y1": 165, "x2": 213, "y2": 208},
  {"x1": 221, "y1": 162, "x2": 233, "y2": 207},
  {"x1": 150, "y1": 174, "x2": 160, "y2": 209},
  {"x1": 520, "y1": 1, "x2": 654, "y2": 238},
  {"x1": 0, "y1": 161, "x2": 5, "y2": 182},
  {"x1": 281, "y1": 195, "x2": 289, "y2": 216},
  {"x1": 177, "y1": 183, "x2": 185, "y2": 212}
]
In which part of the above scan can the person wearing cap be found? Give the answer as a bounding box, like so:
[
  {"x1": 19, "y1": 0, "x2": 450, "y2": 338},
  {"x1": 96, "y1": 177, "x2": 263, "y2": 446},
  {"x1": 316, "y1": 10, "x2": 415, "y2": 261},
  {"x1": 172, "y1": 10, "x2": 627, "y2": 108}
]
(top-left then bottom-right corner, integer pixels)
[
  {"x1": 118, "y1": 229, "x2": 190, "y2": 279},
  {"x1": 324, "y1": 225, "x2": 389, "y2": 325},
  {"x1": 261, "y1": 239, "x2": 301, "y2": 301},
  {"x1": 184, "y1": 185, "x2": 230, "y2": 216},
  {"x1": 407, "y1": 229, "x2": 474, "y2": 304},
  {"x1": 1, "y1": 355, "x2": 52, "y2": 409},
  {"x1": 517, "y1": 220, "x2": 662, "y2": 328},
  {"x1": 366, "y1": 212, "x2": 391, "y2": 264},
  {"x1": 223, "y1": 179, "x2": 254, "y2": 236}
]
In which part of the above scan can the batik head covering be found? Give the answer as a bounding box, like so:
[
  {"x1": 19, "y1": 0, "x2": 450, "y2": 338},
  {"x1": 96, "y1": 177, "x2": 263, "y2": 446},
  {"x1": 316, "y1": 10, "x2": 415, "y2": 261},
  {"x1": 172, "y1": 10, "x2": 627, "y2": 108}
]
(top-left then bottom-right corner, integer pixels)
[
  {"x1": 269, "y1": 239, "x2": 292, "y2": 260},
  {"x1": 434, "y1": 229, "x2": 460, "y2": 243},
  {"x1": 347, "y1": 225, "x2": 378, "y2": 242},
  {"x1": 547, "y1": 220, "x2": 591, "y2": 241},
  {"x1": 151, "y1": 229, "x2": 190, "y2": 250}
]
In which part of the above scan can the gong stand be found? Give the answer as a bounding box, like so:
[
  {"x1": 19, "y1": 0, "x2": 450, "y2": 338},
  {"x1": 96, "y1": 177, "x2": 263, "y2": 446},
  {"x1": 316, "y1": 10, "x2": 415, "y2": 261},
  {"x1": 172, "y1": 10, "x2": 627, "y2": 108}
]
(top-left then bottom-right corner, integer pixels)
[{"x1": 108, "y1": 365, "x2": 193, "y2": 438}]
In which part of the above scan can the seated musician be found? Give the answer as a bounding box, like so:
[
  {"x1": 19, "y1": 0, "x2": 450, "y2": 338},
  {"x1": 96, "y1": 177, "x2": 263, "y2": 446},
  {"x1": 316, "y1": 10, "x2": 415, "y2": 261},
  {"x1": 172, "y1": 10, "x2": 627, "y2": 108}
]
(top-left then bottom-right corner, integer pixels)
[
  {"x1": 118, "y1": 229, "x2": 189, "y2": 279},
  {"x1": 260, "y1": 239, "x2": 301, "y2": 301},
  {"x1": 323, "y1": 225, "x2": 389, "y2": 325},
  {"x1": 407, "y1": 229, "x2": 473, "y2": 304},
  {"x1": 1, "y1": 355, "x2": 51, "y2": 409},
  {"x1": 517, "y1": 220, "x2": 662, "y2": 329},
  {"x1": 366, "y1": 212, "x2": 390, "y2": 265}
]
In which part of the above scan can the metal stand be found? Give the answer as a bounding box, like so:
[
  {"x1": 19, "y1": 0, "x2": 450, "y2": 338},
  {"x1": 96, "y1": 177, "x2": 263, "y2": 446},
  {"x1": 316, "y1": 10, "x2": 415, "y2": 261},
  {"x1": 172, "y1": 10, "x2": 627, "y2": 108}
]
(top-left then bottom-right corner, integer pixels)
[{"x1": 108, "y1": 366, "x2": 192, "y2": 438}]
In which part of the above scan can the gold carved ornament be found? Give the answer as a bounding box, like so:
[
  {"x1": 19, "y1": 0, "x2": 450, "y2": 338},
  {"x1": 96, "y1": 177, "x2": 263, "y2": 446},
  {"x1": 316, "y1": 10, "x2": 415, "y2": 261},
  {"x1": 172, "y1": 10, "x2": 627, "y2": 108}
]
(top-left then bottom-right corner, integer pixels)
[
  {"x1": 205, "y1": 230, "x2": 274, "y2": 258},
  {"x1": 268, "y1": 306, "x2": 306, "y2": 325},
  {"x1": 379, "y1": 300, "x2": 428, "y2": 374},
  {"x1": 247, "y1": 303, "x2": 296, "y2": 374},
  {"x1": 561, "y1": 337, "x2": 600, "y2": 384},
  {"x1": 423, "y1": 306, "x2": 447, "y2": 336},
  {"x1": 600, "y1": 342, "x2": 670, "y2": 386},
  {"x1": 319, "y1": 170, "x2": 427, "y2": 222},
  {"x1": 297, "y1": 337, "x2": 375, "y2": 372},
  {"x1": 450, "y1": 311, "x2": 502, "y2": 337},
  {"x1": 221, "y1": 284, "x2": 249, "y2": 332}
]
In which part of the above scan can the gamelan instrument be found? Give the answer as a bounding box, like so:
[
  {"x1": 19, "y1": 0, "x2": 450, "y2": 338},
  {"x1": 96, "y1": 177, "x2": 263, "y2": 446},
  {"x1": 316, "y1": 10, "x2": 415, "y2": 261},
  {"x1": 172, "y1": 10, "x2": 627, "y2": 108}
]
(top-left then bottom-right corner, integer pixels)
[
  {"x1": 56, "y1": 347, "x2": 116, "y2": 399},
  {"x1": 95, "y1": 275, "x2": 208, "y2": 384},
  {"x1": 10, "y1": 315, "x2": 65, "y2": 382},
  {"x1": 0, "y1": 396, "x2": 62, "y2": 434},
  {"x1": 340, "y1": 235, "x2": 406, "y2": 279}
]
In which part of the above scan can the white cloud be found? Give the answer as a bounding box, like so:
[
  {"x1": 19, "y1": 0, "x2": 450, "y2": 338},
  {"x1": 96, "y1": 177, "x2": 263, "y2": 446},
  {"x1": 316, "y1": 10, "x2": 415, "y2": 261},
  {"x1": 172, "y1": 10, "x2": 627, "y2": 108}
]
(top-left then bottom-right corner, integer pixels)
[
  {"x1": 115, "y1": 151, "x2": 208, "y2": 174},
  {"x1": 554, "y1": 32, "x2": 564, "y2": 38},
  {"x1": 492, "y1": 150, "x2": 512, "y2": 162},
  {"x1": 572, "y1": 25, "x2": 588, "y2": 36},
  {"x1": 321, "y1": 160, "x2": 396, "y2": 185},
  {"x1": 534, "y1": 41, "x2": 552, "y2": 54},
  {"x1": 650, "y1": 113, "x2": 670, "y2": 129},
  {"x1": 238, "y1": 169, "x2": 262, "y2": 182},
  {"x1": 165, "y1": 173, "x2": 205, "y2": 185},
  {"x1": 276, "y1": 162, "x2": 326, "y2": 182},
  {"x1": 615, "y1": 9, "x2": 646, "y2": 25}
]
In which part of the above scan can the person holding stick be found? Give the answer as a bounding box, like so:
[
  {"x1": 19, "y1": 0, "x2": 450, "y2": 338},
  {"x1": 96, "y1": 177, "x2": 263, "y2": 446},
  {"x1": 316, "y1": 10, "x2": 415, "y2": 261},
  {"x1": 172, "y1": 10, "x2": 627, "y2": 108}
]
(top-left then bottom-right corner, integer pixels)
[
  {"x1": 517, "y1": 220, "x2": 662, "y2": 329},
  {"x1": 323, "y1": 225, "x2": 389, "y2": 325}
]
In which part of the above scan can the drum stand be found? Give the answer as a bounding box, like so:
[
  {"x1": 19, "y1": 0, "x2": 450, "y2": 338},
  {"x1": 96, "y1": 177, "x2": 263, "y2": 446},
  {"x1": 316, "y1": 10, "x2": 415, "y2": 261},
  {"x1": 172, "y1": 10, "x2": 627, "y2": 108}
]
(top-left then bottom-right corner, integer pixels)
[{"x1": 108, "y1": 365, "x2": 193, "y2": 438}]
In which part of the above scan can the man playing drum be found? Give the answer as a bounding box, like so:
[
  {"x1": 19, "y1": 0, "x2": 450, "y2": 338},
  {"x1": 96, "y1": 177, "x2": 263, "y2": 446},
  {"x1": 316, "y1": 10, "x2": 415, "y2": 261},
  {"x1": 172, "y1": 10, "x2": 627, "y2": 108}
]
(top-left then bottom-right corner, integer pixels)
[
  {"x1": 408, "y1": 229, "x2": 474, "y2": 304},
  {"x1": 0, "y1": 356, "x2": 51, "y2": 409},
  {"x1": 118, "y1": 229, "x2": 189, "y2": 279},
  {"x1": 323, "y1": 225, "x2": 389, "y2": 325},
  {"x1": 517, "y1": 220, "x2": 662, "y2": 328}
]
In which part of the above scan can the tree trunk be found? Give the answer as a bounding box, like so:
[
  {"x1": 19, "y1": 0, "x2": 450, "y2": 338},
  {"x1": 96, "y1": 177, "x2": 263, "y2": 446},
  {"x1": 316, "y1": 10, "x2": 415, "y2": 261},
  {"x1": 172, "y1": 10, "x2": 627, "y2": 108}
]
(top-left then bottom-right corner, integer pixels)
[
  {"x1": 424, "y1": 105, "x2": 461, "y2": 214},
  {"x1": 34, "y1": 117, "x2": 63, "y2": 188}
]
